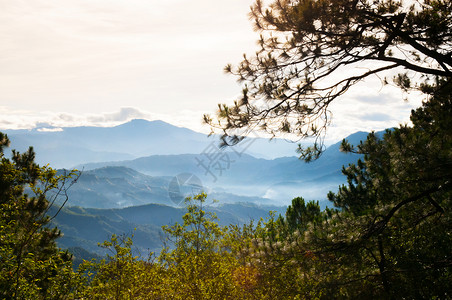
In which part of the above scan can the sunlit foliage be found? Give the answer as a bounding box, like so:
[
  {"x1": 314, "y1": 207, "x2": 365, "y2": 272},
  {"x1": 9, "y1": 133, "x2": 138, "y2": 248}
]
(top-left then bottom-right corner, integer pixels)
[{"x1": 0, "y1": 134, "x2": 80, "y2": 299}]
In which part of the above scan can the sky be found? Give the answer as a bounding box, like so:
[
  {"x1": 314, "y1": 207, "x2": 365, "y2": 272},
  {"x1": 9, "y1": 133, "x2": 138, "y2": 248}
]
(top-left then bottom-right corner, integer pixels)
[{"x1": 0, "y1": 0, "x2": 424, "y2": 144}]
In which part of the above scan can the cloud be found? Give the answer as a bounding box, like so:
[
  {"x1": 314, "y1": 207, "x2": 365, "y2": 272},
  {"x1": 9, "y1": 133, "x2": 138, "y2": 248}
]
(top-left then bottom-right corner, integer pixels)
[
  {"x1": 0, "y1": 0, "x2": 257, "y2": 118},
  {"x1": 355, "y1": 94, "x2": 396, "y2": 105},
  {"x1": 358, "y1": 112, "x2": 393, "y2": 122},
  {"x1": 37, "y1": 127, "x2": 63, "y2": 132},
  {"x1": 322, "y1": 85, "x2": 424, "y2": 144},
  {"x1": 86, "y1": 107, "x2": 149, "y2": 123},
  {"x1": 0, "y1": 106, "x2": 153, "y2": 130},
  {"x1": 0, "y1": 106, "x2": 213, "y2": 134}
]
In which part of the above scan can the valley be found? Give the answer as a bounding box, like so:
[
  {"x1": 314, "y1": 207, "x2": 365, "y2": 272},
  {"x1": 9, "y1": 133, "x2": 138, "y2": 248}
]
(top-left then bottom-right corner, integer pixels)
[{"x1": 4, "y1": 119, "x2": 366, "y2": 256}]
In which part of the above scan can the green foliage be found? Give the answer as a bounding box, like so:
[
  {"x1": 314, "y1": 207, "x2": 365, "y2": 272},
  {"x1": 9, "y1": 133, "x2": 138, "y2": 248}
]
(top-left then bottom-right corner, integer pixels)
[
  {"x1": 157, "y1": 193, "x2": 240, "y2": 299},
  {"x1": 0, "y1": 133, "x2": 81, "y2": 299},
  {"x1": 78, "y1": 233, "x2": 162, "y2": 299},
  {"x1": 259, "y1": 80, "x2": 452, "y2": 298},
  {"x1": 160, "y1": 193, "x2": 226, "y2": 260},
  {"x1": 206, "y1": 0, "x2": 452, "y2": 158},
  {"x1": 79, "y1": 193, "x2": 324, "y2": 299},
  {"x1": 285, "y1": 197, "x2": 322, "y2": 232}
]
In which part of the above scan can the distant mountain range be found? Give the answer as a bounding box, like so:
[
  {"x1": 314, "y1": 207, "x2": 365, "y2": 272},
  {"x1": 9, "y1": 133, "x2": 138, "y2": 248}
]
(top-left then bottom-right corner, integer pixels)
[
  {"x1": 58, "y1": 165, "x2": 279, "y2": 209},
  {"x1": 3, "y1": 119, "x2": 371, "y2": 206},
  {"x1": 3, "y1": 119, "x2": 309, "y2": 168},
  {"x1": 1, "y1": 119, "x2": 376, "y2": 257},
  {"x1": 2, "y1": 119, "x2": 373, "y2": 207},
  {"x1": 67, "y1": 130, "x2": 368, "y2": 207}
]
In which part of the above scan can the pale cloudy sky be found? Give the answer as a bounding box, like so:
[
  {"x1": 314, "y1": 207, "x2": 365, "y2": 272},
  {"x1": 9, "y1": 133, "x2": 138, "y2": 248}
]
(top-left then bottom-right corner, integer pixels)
[{"x1": 0, "y1": 0, "x2": 423, "y2": 143}]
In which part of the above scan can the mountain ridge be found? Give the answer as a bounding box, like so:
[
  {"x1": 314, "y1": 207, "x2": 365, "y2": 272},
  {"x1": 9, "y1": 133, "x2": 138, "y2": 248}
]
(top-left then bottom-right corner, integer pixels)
[{"x1": 2, "y1": 119, "x2": 310, "y2": 168}]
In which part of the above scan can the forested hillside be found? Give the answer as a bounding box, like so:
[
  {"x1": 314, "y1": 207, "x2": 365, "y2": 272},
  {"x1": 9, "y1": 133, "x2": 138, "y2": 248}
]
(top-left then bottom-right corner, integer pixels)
[{"x1": 49, "y1": 202, "x2": 286, "y2": 255}]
